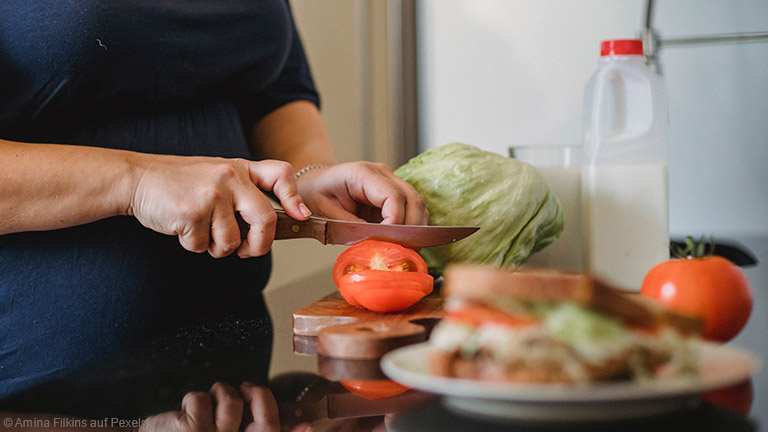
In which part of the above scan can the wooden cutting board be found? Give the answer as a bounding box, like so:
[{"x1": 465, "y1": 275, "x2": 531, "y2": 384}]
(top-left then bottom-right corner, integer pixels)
[{"x1": 292, "y1": 291, "x2": 443, "y2": 360}]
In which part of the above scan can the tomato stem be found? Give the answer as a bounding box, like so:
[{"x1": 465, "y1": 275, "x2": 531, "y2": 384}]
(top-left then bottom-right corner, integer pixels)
[{"x1": 671, "y1": 236, "x2": 715, "y2": 259}]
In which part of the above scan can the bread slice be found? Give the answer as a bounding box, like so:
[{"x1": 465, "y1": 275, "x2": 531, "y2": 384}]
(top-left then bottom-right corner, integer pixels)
[{"x1": 441, "y1": 264, "x2": 702, "y2": 335}]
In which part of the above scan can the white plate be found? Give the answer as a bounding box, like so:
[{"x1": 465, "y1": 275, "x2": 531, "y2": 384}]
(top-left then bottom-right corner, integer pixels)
[{"x1": 380, "y1": 342, "x2": 759, "y2": 422}]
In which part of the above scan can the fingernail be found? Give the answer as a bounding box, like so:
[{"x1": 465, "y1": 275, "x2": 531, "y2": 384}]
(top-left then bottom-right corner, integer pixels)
[{"x1": 299, "y1": 203, "x2": 312, "y2": 218}]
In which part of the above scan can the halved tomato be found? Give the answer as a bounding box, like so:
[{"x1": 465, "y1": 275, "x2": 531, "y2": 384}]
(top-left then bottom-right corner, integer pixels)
[
  {"x1": 333, "y1": 240, "x2": 429, "y2": 282},
  {"x1": 333, "y1": 240, "x2": 433, "y2": 312}
]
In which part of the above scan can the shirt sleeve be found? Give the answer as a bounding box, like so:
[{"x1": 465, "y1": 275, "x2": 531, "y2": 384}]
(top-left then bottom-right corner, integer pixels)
[{"x1": 236, "y1": 2, "x2": 321, "y2": 129}]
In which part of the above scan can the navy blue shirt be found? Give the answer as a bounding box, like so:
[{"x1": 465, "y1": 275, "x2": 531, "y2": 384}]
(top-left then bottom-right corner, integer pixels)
[{"x1": 0, "y1": 0, "x2": 319, "y2": 417}]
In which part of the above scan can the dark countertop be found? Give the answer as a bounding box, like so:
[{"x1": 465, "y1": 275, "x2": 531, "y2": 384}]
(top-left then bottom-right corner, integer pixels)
[{"x1": 3, "y1": 236, "x2": 764, "y2": 431}]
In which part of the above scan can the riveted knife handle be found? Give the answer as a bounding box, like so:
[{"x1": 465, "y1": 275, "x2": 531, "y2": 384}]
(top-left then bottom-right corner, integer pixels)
[
  {"x1": 238, "y1": 211, "x2": 327, "y2": 243},
  {"x1": 237, "y1": 210, "x2": 327, "y2": 243},
  {"x1": 274, "y1": 210, "x2": 327, "y2": 243}
]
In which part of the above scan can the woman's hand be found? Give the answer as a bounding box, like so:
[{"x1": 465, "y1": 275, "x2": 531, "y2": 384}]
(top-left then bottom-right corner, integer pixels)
[
  {"x1": 130, "y1": 156, "x2": 311, "y2": 258},
  {"x1": 139, "y1": 382, "x2": 280, "y2": 432},
  {"x1": 295, "y1": 162, "x2": 428, "y2": 226}
]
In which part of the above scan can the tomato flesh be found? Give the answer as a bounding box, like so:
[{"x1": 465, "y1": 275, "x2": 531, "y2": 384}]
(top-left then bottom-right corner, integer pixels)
[
  {"x1": 333, "y1": 240, "x2": 433, "y2": 312},
  {"x1": 445, "y1": 304, "x2": 538, "y2": 328},
  {"x1": 641, "y1": 255, "x2": 753, "y2": 342},
  {"x1": 338, "y1": 270, "x2": 433, "y2": 312}
]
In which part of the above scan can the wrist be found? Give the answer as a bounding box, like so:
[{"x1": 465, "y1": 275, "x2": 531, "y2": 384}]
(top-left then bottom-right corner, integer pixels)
[
  {"x1": 294, "y1": 163, "x2": 329, "y2": 179},
  {"x1": 118, "y1": 150, "x2": 149, "y2": 217}
]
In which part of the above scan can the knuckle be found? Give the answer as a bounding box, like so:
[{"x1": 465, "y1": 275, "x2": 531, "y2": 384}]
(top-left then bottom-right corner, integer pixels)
[
  {"x1": 201, "y1": 186, "x2": 225, "y2": 204},
  {"x1": 184, "y1": 390, "x2": 209, "y2": 405},
  {"x1": 183, "y1": 238, "x2": 208, "y2": 254},
  {"x1": 211, "y1": 382, "x2": 244, "y2": 407},
  {"x1": 213, "y1": 162, "x2": 240, "y2": 181},
  {"x1": 259, "y1": 210, "x2": 278, "y2": 227},
  {"x1": 414, "y1": 194, "x2": 427, "y2": 209},
  {"x1": 273, "y1": 160, "x2": 295, "y2": 178},
  {"x1": 372, "y1": 161, "x2": 391, "y2": 172},
  {"x1": 221, "y1": 238, "x2": 241, "y2": 253},
  {"x1": 210, "y1": 381, "x2": 226, "y2": 392},
  {"x1": 392, "y1": 191, "x2": 408, "y2": 204},
  {"x1": 211, "y1": 240, "x2": 240, "y2": 258},
  {"x1": 221, "y1": 392, "x2": 244, "y2": 409}
]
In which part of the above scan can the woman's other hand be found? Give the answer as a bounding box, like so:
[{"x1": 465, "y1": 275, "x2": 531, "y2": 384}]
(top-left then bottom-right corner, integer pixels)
[
  {"x1": 139, "y1": 382, "x2": 280, "y2": 432},
  {"x1": 295, "y1": 162, "x2": 428, "y2": 226},
  {"x1": 130, "y1": 156, "x2": 311, "y2": 258}
]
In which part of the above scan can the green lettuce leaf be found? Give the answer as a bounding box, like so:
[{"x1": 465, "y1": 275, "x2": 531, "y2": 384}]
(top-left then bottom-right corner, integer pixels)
[{"x1": 394, "y1": 142, "x2": 564, "y2": 273}]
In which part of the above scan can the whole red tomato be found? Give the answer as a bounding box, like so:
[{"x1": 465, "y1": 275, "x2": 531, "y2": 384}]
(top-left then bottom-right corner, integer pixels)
[
  {"x1": 641, "y1": 239, "x2": 753, "y2": 342},
  {"x1": 333, "y1": 240, "x2": 433, "y2": 312}
]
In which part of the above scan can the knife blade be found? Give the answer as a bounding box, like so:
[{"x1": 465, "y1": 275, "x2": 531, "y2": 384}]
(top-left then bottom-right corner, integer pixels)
[
  {"x1": 274, "y1": 210, "x2": 478, "y2": 248},
  {"x1": 238, "y1": 210, "x2": 479, "y2": 248}
]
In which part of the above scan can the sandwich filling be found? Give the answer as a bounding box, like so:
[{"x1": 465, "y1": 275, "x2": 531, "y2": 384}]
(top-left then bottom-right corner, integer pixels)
[{"x1": 429, "y1": 297, "x2": 698, "y2": 383}]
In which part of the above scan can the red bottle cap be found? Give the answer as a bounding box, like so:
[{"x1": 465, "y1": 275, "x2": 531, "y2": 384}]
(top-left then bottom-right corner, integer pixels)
[{"x1": 600, "y1": 39, "x2": 643, "y2": 56}]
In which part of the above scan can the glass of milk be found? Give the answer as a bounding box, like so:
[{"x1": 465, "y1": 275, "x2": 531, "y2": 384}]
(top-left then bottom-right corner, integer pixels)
[{"x1": 509, "y1": 144, "x2": 583, "y2": 271}]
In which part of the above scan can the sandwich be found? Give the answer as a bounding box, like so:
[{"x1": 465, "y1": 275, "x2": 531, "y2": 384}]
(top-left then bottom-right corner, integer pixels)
[{"x1": 427, "y1": 265, "x2": 702, "y2": 383}]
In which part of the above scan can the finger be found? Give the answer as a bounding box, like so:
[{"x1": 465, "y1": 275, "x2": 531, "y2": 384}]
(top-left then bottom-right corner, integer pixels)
[
  {"x1": 209, "y1": 382, "x2": 245, "y2": 432},
  {"x1": 392, "y1": 176, "x2": 429, "y2": 225},
  {"x1": 235, "y1": 193, "x2": 277, "y2": 258},
  {"x1": 373, "y1": 185, "x2": 408, "y2": 225},
  {"x1": 360, "y1": 163, "x2": 410, "y2": 225},
  {"x1": 178, "y1": 215, "x2": 212, "y2": 254},
  {"x1": 247, "y1": 160, "x2": 311, "y2": 221},
  {"x1": 208, "y1": 207, "x2": 242, "y2": 258},
  {"x1": 342, "y1": 164, "x2": 409, "y2": 225},
  {"x1": 241, "y1": 382, "x2": 280, "y2": 432},
  {"x1": 181, "y1": 391, "x2": 215, "y2": 431},
  {"x1": 336, "y1": 176, "x2": 404, "y2": 224}
]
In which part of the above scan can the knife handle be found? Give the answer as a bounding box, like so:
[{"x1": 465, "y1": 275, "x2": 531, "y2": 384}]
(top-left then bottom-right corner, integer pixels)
[
  {"x1": 274, "y1": 210, "x2": 327, "y2": 243},
  {"x1": 237, "y1": 210, "x2": 327, "y2": 243}
]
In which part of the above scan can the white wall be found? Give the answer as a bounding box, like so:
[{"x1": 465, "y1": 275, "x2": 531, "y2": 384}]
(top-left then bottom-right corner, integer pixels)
[{"x1": 418, "y1": 0, "x2": 768, "y2": 237}]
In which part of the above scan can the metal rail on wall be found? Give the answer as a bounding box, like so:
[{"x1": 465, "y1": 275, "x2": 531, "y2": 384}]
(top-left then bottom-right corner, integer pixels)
[
  {"x1": 640, "y1": 0, "x2": 768, "y2": 68},
  {"x1": 639, "y1": 0, "x2": 763, "y2": 268}
]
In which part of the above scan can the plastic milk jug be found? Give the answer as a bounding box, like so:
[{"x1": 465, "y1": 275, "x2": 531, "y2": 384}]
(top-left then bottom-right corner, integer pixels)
[{"x1": 581, "y1": 39, "x2": 669, "y2": 291}]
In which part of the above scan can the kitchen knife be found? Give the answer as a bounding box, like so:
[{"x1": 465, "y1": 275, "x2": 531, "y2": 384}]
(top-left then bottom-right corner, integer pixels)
[
  {"x1": 275, "y1": 210, "x2": 478, "y2": 248},
  {"x1": 239, "y1": 210, "x2": 479, "y2": 248}
]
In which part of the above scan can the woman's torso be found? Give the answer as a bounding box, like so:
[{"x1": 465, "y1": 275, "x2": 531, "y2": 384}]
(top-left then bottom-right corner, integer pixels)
[{"x1": 0, "y1": 0, "x2": 308, "y2": 414}]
